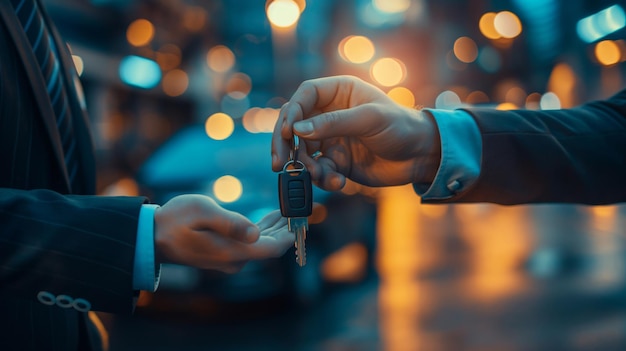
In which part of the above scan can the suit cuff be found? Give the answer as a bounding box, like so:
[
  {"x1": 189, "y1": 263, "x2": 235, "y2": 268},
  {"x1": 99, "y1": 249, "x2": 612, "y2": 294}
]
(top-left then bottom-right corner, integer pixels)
[
  {"x1": 414, "y1": 109, "x2": 482, "y2": 200},
  {"x1": 133, "y1": 204, "x2": 161, "y2": 292}
]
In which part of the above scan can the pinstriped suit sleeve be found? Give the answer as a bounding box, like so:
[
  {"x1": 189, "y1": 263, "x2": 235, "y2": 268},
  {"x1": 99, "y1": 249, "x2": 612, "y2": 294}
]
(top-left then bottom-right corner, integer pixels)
[
  {"x1": 0, "y1": 188, "x2": 148, "y2": 314},
  {"x1": 424, "y1": 89, "x2": 626, "y2": 205}
]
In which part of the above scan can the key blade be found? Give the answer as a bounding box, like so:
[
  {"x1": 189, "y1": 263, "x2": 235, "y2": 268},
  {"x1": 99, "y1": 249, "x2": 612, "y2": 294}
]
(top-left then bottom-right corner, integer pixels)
[{"x1": 288, "y1": 217, "x2": 308, "y2": 267}]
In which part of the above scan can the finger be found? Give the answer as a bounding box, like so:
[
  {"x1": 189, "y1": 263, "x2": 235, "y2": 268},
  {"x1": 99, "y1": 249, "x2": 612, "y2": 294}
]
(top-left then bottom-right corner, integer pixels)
[
  {"x1": 293, "y1": 104, "x2": 384, "y2": 140},
  {"x1": 247, "y1": 227, "x2": 295, "y2": 259},
  {"x1": 256, "y1": 210, "x2": 283, "y2": 230},
  {"x1": 195, "y1": 200, "x2": 260, "y2": 244},
  {"x1": 314, "y1": 156, "x2": 346, "y2": 191},
  {"x1": 272, "y1": 105, "x2": 293, "y2": 171}
]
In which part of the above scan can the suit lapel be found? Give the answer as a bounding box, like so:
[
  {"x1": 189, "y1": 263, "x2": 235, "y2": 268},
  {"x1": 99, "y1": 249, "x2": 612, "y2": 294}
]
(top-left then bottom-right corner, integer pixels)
[
  {"x1": 39, "y1": 0, "x2": 96, "y2": 194},
  {"x1": 0, "y1": 0, "x2": 97, "y2": 195}
]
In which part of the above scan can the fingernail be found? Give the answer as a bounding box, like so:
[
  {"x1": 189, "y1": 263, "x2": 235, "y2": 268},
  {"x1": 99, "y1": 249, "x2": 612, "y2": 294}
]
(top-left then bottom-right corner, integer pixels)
[
  {"x1": 246, "y1": 226, "x2": 260, "y2": 242},
  {"x1": 294, "y1": 121, "x2": 314, "y2": 136}
]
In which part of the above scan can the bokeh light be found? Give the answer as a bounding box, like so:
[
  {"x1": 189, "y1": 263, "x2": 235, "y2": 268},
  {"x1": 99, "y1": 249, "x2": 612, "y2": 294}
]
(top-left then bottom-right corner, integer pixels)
[
  {"x1": 479, "y1": 12, "x2": 500, "y2": 40},
  {"x1": 577, "y1": 5, "x2": 626, "y2": 43},
  {"x1": 267, "y1": 0, "x2": 301, "y2": 28},
  {"x1": 494, "y1": 11, "x2": 522, "y2": 39},
  {"x1": 540, "y1": 92, "x2": 561, "y2": 110},
  {"x1": 156, "y1": 44, "x2": 182, "y2": 71},
  {"x1": 183, "y1": 6, "x2": 207, "y2": 32},
  {"x1": 435, "y1": 90, "x2": 462, "y2": 110},
  {"x1": 207, "y1": 45, "x2": 235, "y2": 73},
  {"x1": 595, "y1": 40, "x2": 621, "y2": 66},
  {"x1": 205, "y1": 112, "x2": 235, "y2": 140},
  {"x1": 373, "y1": 0, "x2": 411, "y2": 14},
  {"x1": 526, "y1": 92, "x2": 542, "y2": 109},
  {"x1": 213, "y1": 175, "x2": 243, "y2": 203},
  {"x1": 453, "y1": 36, "x2": 478, "y2": 63},
  {"x1": 126, "y1": 19, "x2": 154, "y2": 47},
  {"x1": 371, "y1": 57, "x2": 406, "y2": 87},
  {"x1": 387, "y1": 87, "x2": 415, "y2": 107},
  {"x1": 162, "y1": 69, "x2": 189, "y2": 97},
  {"x1": 466, "y1": 90, "x2": 489, "y2": 105},
  {"x1": 226, "y1": 73, "x2": 253, "y2": 96},
  {"x1": 242, "y1": 107, "x2": 280, "y2": 133},
  {"x1": 72, "y1": 55, "x2": 84, "y2": 76},
  {"x1": 119, "y1": 55, "x2": 161, "y2": 89},
  {"x1": 339, "y1": 35, "x2": 376, "y2": 64}
]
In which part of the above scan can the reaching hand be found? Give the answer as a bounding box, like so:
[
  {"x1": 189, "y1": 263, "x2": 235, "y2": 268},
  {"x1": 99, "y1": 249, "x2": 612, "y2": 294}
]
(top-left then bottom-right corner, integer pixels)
[
  {"x1": 271, "y1": 75, "x2": 441, "y2": 191},
  {"x1": 154, "y1": 194, "x2": 293, "y2": 274}
]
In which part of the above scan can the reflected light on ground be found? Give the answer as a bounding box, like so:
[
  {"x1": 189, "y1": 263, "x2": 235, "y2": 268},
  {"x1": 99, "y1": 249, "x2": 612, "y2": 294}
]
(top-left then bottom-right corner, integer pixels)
[
  {"x1": 494, "y1": 11, "x2": 522, "y2": 39},
  {"x1": 595, "y1": 40, "x2": 621, "y2": 66},
  {"x1": 126, "y1": 19, "x2": 154, "y2": 47},
  {"x1": 205, "y1": 112, "x2": 234, "y2": 140},
  {"x1": 479, "y1": 12, "x2": 500, "y2": 40},
  {"x1": 453, "y1": 36, "x2": 478, "y2": 63},
  {"x1": 207, "y1": 45, "x2": 235, "y2": 73},
  {"x1": 213, "y1": 175, "x2": 243, "y2": 203},
  {"x1": 377, "y1": 185, "x2": 423, "y2": 351},
  {"x1": 371, "y1": 58, "x2": 406, "y2": 87},
  {"x1": 387, "y1": 87, "x2": 415, "y2": 107},
  {"x1": 267, "y1": 0, "x2": 301, "y2": 28},
  {"x1": 321, "y1": 242, "x2": 368, "y2": 283},
  {"x1": 162, "y1": 69, "x2": 189, "y2": 97},
  {"x1": 455, "y1": 205, "x2": 531, "y2": 301},
  {"x1": 338, "y1": 35, "x2": 375, "y2": 64},
  {"x1": 72, "y1": 55, "x2": 84, "y2": 76}
]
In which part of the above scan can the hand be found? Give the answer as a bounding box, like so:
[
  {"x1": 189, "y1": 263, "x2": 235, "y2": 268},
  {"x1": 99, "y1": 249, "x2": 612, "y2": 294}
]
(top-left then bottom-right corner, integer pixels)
[
  {"x1": 154, "y1": 194, "x2": 293, "y2": 274},
  {"x1": 271, "y1": 75, "x2": 441, "y2": 191}
]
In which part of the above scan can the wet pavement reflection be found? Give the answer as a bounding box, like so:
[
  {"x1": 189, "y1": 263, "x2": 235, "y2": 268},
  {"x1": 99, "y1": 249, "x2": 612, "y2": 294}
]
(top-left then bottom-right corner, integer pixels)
[{"x1": 102, "y1": 185, "x2": 626, "y2": 351}]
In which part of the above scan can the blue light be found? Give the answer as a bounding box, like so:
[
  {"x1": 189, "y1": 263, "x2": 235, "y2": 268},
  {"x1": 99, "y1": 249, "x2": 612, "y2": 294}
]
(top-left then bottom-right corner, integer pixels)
[
  {"x1": 577, "y1": 4, "x2": 626, "y2": 43},
  {"x1": 119, "y1": 55, "x2": 161, "y2": 89}
]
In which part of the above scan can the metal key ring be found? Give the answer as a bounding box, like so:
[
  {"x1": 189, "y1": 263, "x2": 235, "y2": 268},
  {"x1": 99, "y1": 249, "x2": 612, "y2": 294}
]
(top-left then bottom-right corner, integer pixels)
[
  {"x1": 290, "y1": 135, "x2": 300, "y2": 163},
  {"x1": 282, "y1": 160, "x2": 306, "y2": 172}
]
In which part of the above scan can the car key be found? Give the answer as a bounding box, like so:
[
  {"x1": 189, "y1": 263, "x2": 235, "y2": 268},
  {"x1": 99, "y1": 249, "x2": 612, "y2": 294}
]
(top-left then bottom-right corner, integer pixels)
[{"x1": 278, "y1": 159, "x2": 312, "y2": 267}]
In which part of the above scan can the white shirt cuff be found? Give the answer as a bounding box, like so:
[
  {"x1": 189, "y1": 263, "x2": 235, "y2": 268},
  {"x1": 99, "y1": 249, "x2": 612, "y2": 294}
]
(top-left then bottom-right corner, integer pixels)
[
  {"x1": 133, "y1": 204, "x2": 161, "y2": 292},
  {"x1": 414, "y1": 109, "x2": 482, "y2": 200}
]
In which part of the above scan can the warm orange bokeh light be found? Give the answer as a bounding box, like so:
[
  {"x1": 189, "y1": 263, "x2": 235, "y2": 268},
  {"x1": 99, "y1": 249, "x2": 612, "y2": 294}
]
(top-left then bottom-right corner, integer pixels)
[
  {"x1": 595, "y1": 40, "x2": 621, "y2": 66},
  {"x1": 371, "y1": 58, "x2": 406, "y2": 87},
  {"x1": 339, "y1": 35, "x2": 375, "y2": 64},
  {"x1": 373, "y1": 0, "x2": 411, "y2": 13},
  {"x1": 226, "y1": 73, "x2": 253, "y2": 96},
  {"x1": 205, "y1": 112, "x2": 235, "y2": 140},
  {"x1": 156, "y1": 44, "x2": 182, "y2": 71},
  {"x1": 479, "y1": 12, "x2": 500, "y2": 40},
  {"x1": 183, "y1": 6, "x2": 207, "y2": 32},
  {"x1": 387, "y1": 87, "x2": 415, "y2": 107},
  {"x1": 126, "y1": 19, "x2": 154, "y2": 47},
  {"x1": 207, "y1": 45, "x2": 235, "y2": 73},
  {"x1": 162, "y1": 69, "x2": 189, "y2": 97},
  {"x1": 453, "y1": 36, "x2": 479, "y2": 63},
  {"x1": 213, "y1": 175, "x2": 243, "y2": 203},
  {"x1": 466, "y1": 90, "x2": 489, "y2": 105}
]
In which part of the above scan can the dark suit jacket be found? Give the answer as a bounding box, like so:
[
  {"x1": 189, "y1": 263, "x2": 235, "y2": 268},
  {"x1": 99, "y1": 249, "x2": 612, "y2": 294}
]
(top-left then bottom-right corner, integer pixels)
[
  {"x1": 426, "y1": 89, "x2": 626, "y2": 205},
  {"x1": 0, "y1": 1, "x2": 147, "y2": 350}
]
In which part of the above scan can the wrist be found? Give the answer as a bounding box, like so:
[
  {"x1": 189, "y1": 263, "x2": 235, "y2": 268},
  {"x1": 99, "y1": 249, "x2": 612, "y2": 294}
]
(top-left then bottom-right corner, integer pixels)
[{"x1": 412, "y1": 109, "x2": 441, "y2": 184}]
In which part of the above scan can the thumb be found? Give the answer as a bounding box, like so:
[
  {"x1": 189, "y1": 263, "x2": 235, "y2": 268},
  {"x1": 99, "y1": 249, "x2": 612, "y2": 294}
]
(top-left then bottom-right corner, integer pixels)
[{"x1": 293, "y1": 104, "x2": 383, "y2": 140}]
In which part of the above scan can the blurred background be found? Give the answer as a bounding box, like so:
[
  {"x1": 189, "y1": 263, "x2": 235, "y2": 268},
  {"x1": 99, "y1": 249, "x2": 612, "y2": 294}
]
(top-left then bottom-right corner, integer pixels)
[{"x1": 45, "y1": 0, "x2": 626, "y2": 349}]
